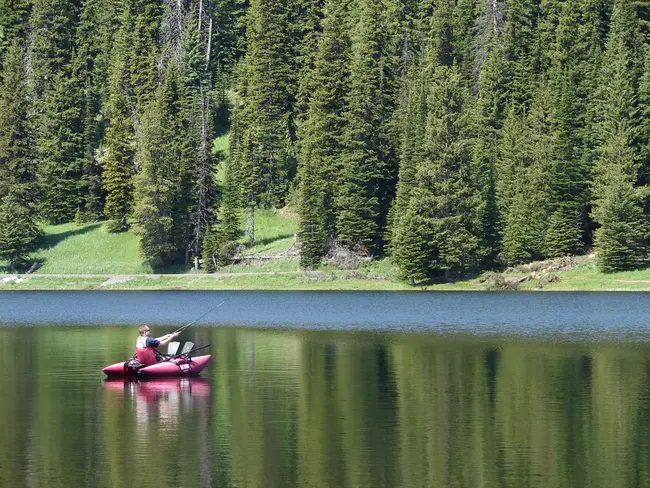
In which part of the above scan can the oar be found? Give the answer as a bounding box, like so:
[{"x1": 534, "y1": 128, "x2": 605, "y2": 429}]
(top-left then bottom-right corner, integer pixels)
[{"x1": 172, "y1": 303, "x2": 225, "y2": 335}]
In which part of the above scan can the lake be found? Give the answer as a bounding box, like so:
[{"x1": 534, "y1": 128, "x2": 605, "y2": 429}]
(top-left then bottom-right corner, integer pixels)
[{"x1": 1, "y1": 291, "x2": 650, "y2": 487}]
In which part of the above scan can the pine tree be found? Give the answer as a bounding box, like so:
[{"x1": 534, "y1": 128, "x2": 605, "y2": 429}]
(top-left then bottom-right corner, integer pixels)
[
  {"x1": 0, "y1": 0, "x2": 30, "y2": 65},
  {"x1": 102, "y1": 2, "x2": 136, "y2": 232},
  {"x1": 202, "y1": 151, "x2": 242, "y2": 272},
  {"x1": 212, "y1": 0, "x2": 249, "y2": 101},
  {"x1": 471, "y1": 1, "x2": 507, "y2": 267},
  {"x1": 0, "y1": 43, "x2": 39, "y2": 271},
  {"x1": 501, "y1": 0, "x2": 539, "y2": 108},
  {"x1": 182, "y1": 13, "x2": 217, "y2": 266},
  {"x1": 30, "y1": 0, "x2": 86, "y2": 223},
  {"x1": 133, "y1": 64, "x2": 188, "y2": 268},
  {"x1": 387, "y1": 62, "x2": 426, "y2": 253},
  {"x1": 497, "y1": 104, "x2": 551, "y2": 265},
  {"x1": 544, "y1": 0, "x2": 590, "y2": 257},
  {"x1": 73, "y1": 0, "x2": 120, "y2": 220},
  {"x1": 336, "y1": 0, "x2": 400, "y2": 254},
  {"x1": 35, "y1": 72, "x2": 86, "y2": 223},
  {"x1": 232, "y1": 0, "x2": 297, "y2": 246},
  {"x1": 393, "y1": 65, "x2": 478, "y2": 281},
  {"x1": 130, "y1": 0, "x2": 162, "y2": 110},
  {"x1": 591, "y1": 0, "x2": 648, "y2": 271},
  {"x1": 298, "y1": 154, "x2": 324, "y2": 268},
  {"x1": 296, "y1": 0, "x2": 349, "y2": 260}
]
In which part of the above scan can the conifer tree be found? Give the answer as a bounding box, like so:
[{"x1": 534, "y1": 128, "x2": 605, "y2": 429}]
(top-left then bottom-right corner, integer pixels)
[
  {"x1": 544, "y1": 0, "x2": 590, "y2": 257},
  {"x1": 0, "y1": 0, "x2": 30, "y2": 65},
  {"x1": 182, "y1": 13, "x2": 216, "y2": 265},
  {"x1": 387, "y1": 63, "x2": 426, "y2": 253},
  {"x1": 202, "y1": 151, "x2": 242, "y2": 272},
  {"x1": 501, "y1": 0, "x2": 539, "y2": 108},
  {"x1": 0, "y1": 43, "x2": 39, "y2": 271},
  {"x1": 298, "y1": 154, "x2": 324, "y2": 268},
  {"x1": 212, "y1": 0, "x2": 249, "y2": 100},
  {"x1": 297, "y1": 0, "x2": 349, "y2": 261},
  {"x1": 497, "y1": 104, "x2": 550, "y2": 265},
  {"x1": 102, "y1": 2, "x2": 136, "y2": 232},
  {"x1": 133, "y1": 64, "x2": 188, "y2": 268},
  {"x1": 471, "y1": 1, "x2": 507, "y2": 267},
  {"x1": 591, "y1": 1, "x2": 648, "y2": 271},
  {"x1": 73, "y1": 0, "x2": 119, "y2": 220},
  {"x1": 233, "y1": 0, "x2": 297, "y2": 246},
  {"x1": 30, "y1": 0, "x2": 86, "y2": 223},
  {"x1": 393, "y1": 65, "x2": 477, "y2": 281},
  {"x1": 130, "y1": 0, "x2": 162, "y2": 110},
  {"x1": 336, "y1": 0, "x2": 400, "y2": 254}
]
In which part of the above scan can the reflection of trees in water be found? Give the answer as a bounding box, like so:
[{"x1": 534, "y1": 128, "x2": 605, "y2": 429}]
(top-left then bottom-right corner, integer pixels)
[
  {"x1": 206, "y1": 329, "x2": 650, "y2": 488},
  {"x1": 5, "y1": 326, "x2": 650, "y2": 488}
]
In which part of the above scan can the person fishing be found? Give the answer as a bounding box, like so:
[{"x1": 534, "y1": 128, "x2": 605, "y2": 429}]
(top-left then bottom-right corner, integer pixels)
[{"x1": 135, "y1": 326, "x2": 181, "y2": 366}]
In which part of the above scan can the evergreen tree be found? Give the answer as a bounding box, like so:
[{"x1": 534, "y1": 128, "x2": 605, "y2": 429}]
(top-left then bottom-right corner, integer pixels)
[
  {"x1": 133, "y1": 64, "x2": 188, "y2": 268},
  {"x1": 471, "y1": 2, "x2": 507, "y2": 267},
  {"x1": 387, "y1": 62, "x2": 426, "y2": 253},
  {"x1": 591, "y1": 0, "x2": 648, "y2": 271},
  {"x1": 544, "y1": 0, "x2": 590, "y2": 257},
  {"x1": 130, "y1": 0, "x2": 162, "y2": 110},
  {"x1": 182, "y1": 13, "x2": 216, "y2": 265},
  {"x1": 30, "y1": 0, "x2": 86, "y2": 223},
  {"x1": 35, "y1": 72, "x2": 86, "y2": 223},
  {"x1": 212, "y1": 0, "x2": 249, "y2": 101},
  {"x1": 297, "y1": 0, "x2": 349, "y2": 260},
  {"x1": 393, "y1": 65, "x2": 477, "y2": 281},
  {"x1": 0, "y1": 43, "x2": 39, "y2": 271},
  {"x1": 202, "y1": 150, "x2": 242, "y2": 272},
  {"x1": 336, "y1": 0, "x2": 400, "y2": 254},
  {"x1": 501, "y1": 0, "x2": 539, "y2": 108},
  {"x1": 298, "y1": 154, "x2": 324, "y2": 268},
  {"x1": 232, "y1": 0, "x2": 297, "y2": 246},
  {"x1": 102, "y1": 2, "x2": 136, "y2": 232},
  {"x1": 73, "y1": 0, "x2": 120, "y2": 220},
  {"x1": 497, "y1": 104, "x2": 550, "y2": 265},
  {"x1": 0, "y1": 0, "x2": 30, "y2": 65}
]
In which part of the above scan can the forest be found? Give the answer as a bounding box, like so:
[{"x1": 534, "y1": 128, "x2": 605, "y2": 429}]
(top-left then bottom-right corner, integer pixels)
[{"x1": 1, "y1": 0, "x2": 650, "y2": 283}]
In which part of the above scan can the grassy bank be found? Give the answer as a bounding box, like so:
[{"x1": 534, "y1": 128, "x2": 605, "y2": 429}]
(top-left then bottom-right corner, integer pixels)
[{"x1": 2, "y1": 210, "x2": 650, "y2": 291}]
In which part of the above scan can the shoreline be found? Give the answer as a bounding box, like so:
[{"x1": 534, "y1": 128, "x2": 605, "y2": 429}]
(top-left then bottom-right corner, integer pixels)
[{"x1": 2, "y1": 272, "x2": 650, "y2": 292}]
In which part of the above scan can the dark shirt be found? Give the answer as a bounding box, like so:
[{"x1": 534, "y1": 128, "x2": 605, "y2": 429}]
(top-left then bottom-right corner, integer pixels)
[{"x1": 145, "y1": 337, "x2": 160, "y2": 347}]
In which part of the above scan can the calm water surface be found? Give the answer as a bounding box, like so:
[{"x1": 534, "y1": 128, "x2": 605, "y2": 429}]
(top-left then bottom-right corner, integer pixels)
[{"x1": 2, "y1": 291, "x2": 650, "y2": 488}]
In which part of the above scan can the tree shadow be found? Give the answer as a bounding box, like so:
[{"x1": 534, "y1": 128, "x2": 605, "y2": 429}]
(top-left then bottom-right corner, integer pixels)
[
  {"x1": 153, "y1": 263, "x2": 193, "y2": 274},
  {"x1": 412, "y1": 270, "x2": 484, "y2": 288},
  {"x1": 37, "y1": 223, "x2": 103, "y2": 250},
  {"x1": 253, "y1": 233, "x2": 294, "y2": 248}
]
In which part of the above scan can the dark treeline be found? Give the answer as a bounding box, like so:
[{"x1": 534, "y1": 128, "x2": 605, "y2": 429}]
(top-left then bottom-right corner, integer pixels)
[{"x1": 1, "y1": 0, "x2": 650, "y2": 281}]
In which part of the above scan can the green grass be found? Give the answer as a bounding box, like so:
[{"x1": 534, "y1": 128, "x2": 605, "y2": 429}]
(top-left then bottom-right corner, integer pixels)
[
  {"x1": 0, "y1": 276, "x2": 106, "y2": 290},
  {"x1": 28, "y1": 222, "x2": 150, "y2": 274},
  {"x1": 517, "y1": 260, "x2": 650, "y2": 291},
  {"x1": 241, "y1": 208, "x2": 299, "y2": 255},
  {"x1": 212, "y1": 133, "x2": 229, "y2": 156},
  {"x1": 100, "y1": 271, "x2": 414, "y2": 290},
  {"x1": 6, "y1": 208, "x2": 650, "y2": 292}
]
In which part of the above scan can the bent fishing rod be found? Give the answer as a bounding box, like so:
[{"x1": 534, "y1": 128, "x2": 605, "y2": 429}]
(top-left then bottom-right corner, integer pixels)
[
  {"x1": 170, "y1": 277, "x2": 260, "y2": 337},
  {"x1": 172, "y1": 302, "x2": 226, "y2": 335}
]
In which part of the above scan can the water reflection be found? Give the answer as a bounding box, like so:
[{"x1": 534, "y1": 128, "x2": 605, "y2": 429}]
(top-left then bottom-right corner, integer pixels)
[
  {"x1": 3, "y1": 326, "x2": 650, "y2": 488},
  {"x1": 103, "y1": 378, "x2": 211, "y2": 425}
]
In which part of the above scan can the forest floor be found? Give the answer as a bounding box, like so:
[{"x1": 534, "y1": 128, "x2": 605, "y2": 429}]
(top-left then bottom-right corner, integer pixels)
[{"x1": 2, "y1": 210, "x2": 650, "y2": 291}]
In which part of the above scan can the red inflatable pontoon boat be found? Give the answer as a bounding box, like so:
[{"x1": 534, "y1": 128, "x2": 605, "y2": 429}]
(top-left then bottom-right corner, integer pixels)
[{"x1": 102, "y1": 354, "x2": 211, "y2": 377}]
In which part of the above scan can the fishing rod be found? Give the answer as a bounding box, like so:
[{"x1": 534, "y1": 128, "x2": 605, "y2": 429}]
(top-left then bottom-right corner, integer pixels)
[
  {"x1": 172, "y1": 302, "x2": 225, "y2": 335},
  {"x1": 172, "y1": 276, "x2": 258, "y2": 335}
]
